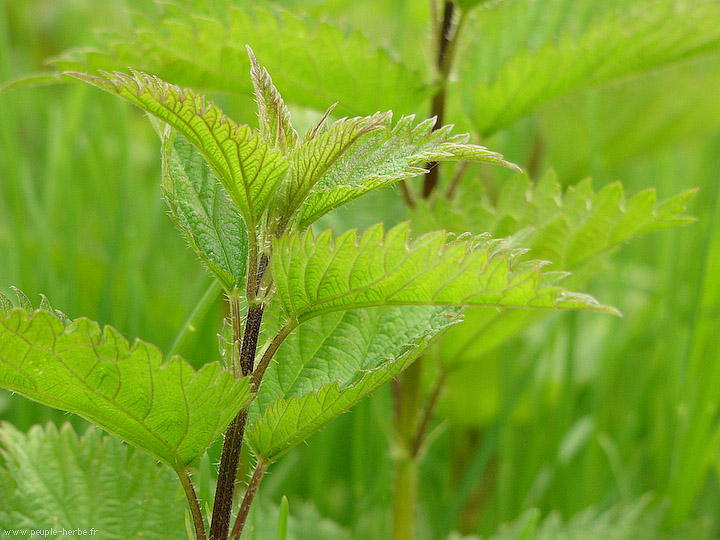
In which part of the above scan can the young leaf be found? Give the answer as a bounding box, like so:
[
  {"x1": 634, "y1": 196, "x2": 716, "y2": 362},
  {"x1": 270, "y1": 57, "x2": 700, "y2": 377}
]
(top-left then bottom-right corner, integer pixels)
[
  {"x1": 248, "y1": 306, "x2": 459, "y2": 460},
  {"x1": 282, "y1": 113, "x2": 389, "y2": 220},
  {"x1": 296, "y1": 115, "x2": 520, "y2": 228},
  {"x1": 272, "y1": 222, "x2": 617, "y2": 325},
  {"x1": 0, "y1": 307, "x2": 252, "y2": 468},
  {"x1": 247, "y1": 46, "x2": 298, "y2": 154},
  {"x1": 52, "y1": 5, "x2": 431, "y2": 117},
  {"x1": 0, "y1": 423, "x2": 185, "y2": 539},
  {"x1": 161, "y1": 127, "x2": 248, "y2": 290},
  {"x1": 68, "y1": 70, "x2": 289, "y2": 229}
]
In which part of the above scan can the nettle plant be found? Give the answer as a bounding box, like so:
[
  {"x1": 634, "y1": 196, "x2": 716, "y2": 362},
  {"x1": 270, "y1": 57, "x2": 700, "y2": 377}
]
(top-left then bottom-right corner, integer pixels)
[{"x1": 0, "y1": 50, "x2": 625, "y2": 539}]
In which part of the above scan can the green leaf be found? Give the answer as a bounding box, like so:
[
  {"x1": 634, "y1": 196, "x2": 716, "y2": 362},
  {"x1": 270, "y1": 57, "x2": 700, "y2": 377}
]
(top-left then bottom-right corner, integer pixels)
[
  {"x1": 460, "y1": 0, "x2": 720, "y2": 135},
  {"x1": 247, "y1": 46, "x2": 298, "y2": 154},
  {"x1": 68, "y1": 70, "x2": 289, "y2": 229},
  {"x1": 248, "y1": 306, "x2": 459, "y2": 460},
  {"x1": 296, "y1": 115, "x2": 520, "y2": 228},
  {"x1": 411, "y1": 171, "x2": 696, "y2": 364},
  {"x1": 0, "y1": 423, "x2": 185, "y2": 539},
  {"x1": 0, "y1": 307, "x2": 251, "y2": 468},
  {"x1": 283, "y1": 112, "x2": 389, "y2": 220},
  {"x1": 254, "y1": 305, "x2": 460, "y2": 414},
  {"x1": 272, "y1": 222, "x2": 617, "y2": 325},
  {"x1": 161, "y1": 127, "x2": 248, "y2": 290},
  {"x1": 52, "y1": 5, "x2": 431, "y2": 117}
]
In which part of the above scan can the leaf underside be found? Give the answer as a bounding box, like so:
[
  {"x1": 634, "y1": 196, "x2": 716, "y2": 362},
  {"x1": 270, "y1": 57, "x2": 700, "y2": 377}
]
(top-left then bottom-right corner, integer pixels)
[
  {"x1": 161, "y1": 127, "x2": 248, "y2": 290},
  {"x1": 0, "y1": 423, "x2": 185, "y2": 539},
  {"x1": 0, "y1": 305, "x2": 251, "y2": 468},
  {"x1": 273, "y1": 222, "x2": 618, "y2": 325}
]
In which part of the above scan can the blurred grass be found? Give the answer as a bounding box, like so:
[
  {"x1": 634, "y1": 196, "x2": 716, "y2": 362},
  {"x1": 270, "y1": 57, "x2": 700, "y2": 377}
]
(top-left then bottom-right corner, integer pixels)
[{"x1": 1, "y1": 1, "x2": 720, "y2": 539}]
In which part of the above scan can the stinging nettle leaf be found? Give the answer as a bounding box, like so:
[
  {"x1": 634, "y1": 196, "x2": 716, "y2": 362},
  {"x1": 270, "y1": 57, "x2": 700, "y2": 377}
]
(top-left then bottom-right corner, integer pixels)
[
  {"x1": 52, "y1": 5, "x2": 431, "y2": 117},
  {"x1": 253, "y1": 305, "x2": 460, "y2": 415},
  {"x1": 282, "y1": 112, "x2": 389, "y2": 220},
  {"x1": 68, "y1": 69, "x2": 289, "y2": 229},
  {"x1": 247, "y1": 45, "x2": 299, "y2": 155},
  {"x1": 248, "y1": 306, "x2": 460, "y2": 460},
  {"x1": 0, "y1": 423, "x2": 185, "y2": 539},
  {"x1": 161, "y1": 127, "x2": 248, "y2": 290},
  {"x1": 0, "y1": 307, "x2": 252, "y2": 469},
  {"x1": 461, "y1": 0, "x2": 720, "y2": 135},
  {"x1": 410, "y1": 170, "x2": 697, "y2": 365},
  {"x1": 296, "y1": 115, "x2": 520, "y2": 228},
  {"x1": 272, "y1": 222, "x2": 618, "y2": 324}
]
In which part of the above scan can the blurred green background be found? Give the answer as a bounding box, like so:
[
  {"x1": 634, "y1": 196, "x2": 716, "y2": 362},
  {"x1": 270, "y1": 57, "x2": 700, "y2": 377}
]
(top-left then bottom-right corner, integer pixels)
[{"x1": 1, "y1": 0, "x2": 720, "y2": 538}]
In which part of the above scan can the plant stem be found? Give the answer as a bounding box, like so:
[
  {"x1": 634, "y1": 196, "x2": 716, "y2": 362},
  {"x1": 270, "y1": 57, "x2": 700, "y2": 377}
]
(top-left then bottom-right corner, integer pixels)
[
  {"x1": 230, "y1": 459, "x2": 270, "y2": 540},
  {"x1": 392, "y1": 455, "x2": 418, "y2": 540},
  {"x1": 178, "y1": 468, "x2": 207, "y2": 540},
  {"x1": 211, "y1": 252, "x2": 269, "y2": 540},
  {"x1": 423, "y1": 1, "x2": 465, "y2": 198},
  {"x1": 210, "y1": 410, "x2": 249, "y2": 540},
  {"x1": 391, "y1": 360, "x2": 423, "y2": 540}
]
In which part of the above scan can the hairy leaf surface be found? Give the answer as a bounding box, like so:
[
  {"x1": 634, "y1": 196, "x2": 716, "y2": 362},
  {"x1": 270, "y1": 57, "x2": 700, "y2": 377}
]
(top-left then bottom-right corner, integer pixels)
[
  {"x1": 0, "y1": 423, "x2": 185, "y2": 539},
  {"x1": 273, "y1": 222, "x2": 617, "y2": 324},
  {"x1": 69, "y1": 70, "x2": 289, "y2": 229},
  {"x1": 53, "y1": 5, "x2": 430, "y2": 116},
  {"x1": 248, "y1": 307, "x2": 459, "y2": 460},
  {"x1": 161, "y1": 127, "x2": 248, "y2": 290},
  {"x1": 0, "y1": 307, "x2": 251, "y2": 468},
  {"x1": 248, "y1": 46, "x2": 298, "y2": 154},
  {"x1": 284, "y1": 113, "x2": 388, "y2": 218},
  {"x1": 296, "y1": 115, "x2": 519, "y2": 227}
]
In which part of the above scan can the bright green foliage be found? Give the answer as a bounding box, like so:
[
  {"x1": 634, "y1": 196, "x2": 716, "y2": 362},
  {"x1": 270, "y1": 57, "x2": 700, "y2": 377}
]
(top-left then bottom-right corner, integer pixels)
[
  {"x1": 254, "y1": 306, "x2": 458, "y2": 413},
  {"x1": 460, "y1": 0, "x2": 720, "y2": 135},
  {"x1": 0, "y1": 304, "x2": 252, "y2": 468},
  {"x1": 248, "y1": 307, "x2": 459, "y2": 460},
  {"x1": 296, "y1": 115, "x2": 519, "y2": 228},
  {"x1": 272, "y1": 222, "x2": 616, "y2": 324},
  {"x1": 161, "y1": 127, "x2": 248, "y2": 291},
  {"x1": 52, "y1": 4, "x2": 431, "y2": 117},
  {"x1": 412, "y1": 172, "x2": 696, "y2": 364},
  {"x1": 0, "y1": 423, "x2": 185, "y2": 539},
  {"x1": 67, "y1": 70, "x2": 289, "y2": 230}
]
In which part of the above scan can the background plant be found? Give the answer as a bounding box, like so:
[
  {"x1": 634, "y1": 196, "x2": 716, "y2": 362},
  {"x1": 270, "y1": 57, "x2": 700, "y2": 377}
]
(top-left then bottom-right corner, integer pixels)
[{"x1": 1, "y1": 1, "x2": 719, "y2": 539}]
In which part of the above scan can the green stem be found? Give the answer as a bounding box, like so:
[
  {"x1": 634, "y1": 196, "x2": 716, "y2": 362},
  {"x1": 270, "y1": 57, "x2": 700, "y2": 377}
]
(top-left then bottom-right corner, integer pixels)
[
  {"x1": 391, "y1": 360, "x2": 423, "y2": 540},
  {"x1": 178, "y1": 468, "x2": 207, "y2": 540},
  {"x1": 392, "y1": 455, "x2": 418, "y2": 540}
]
